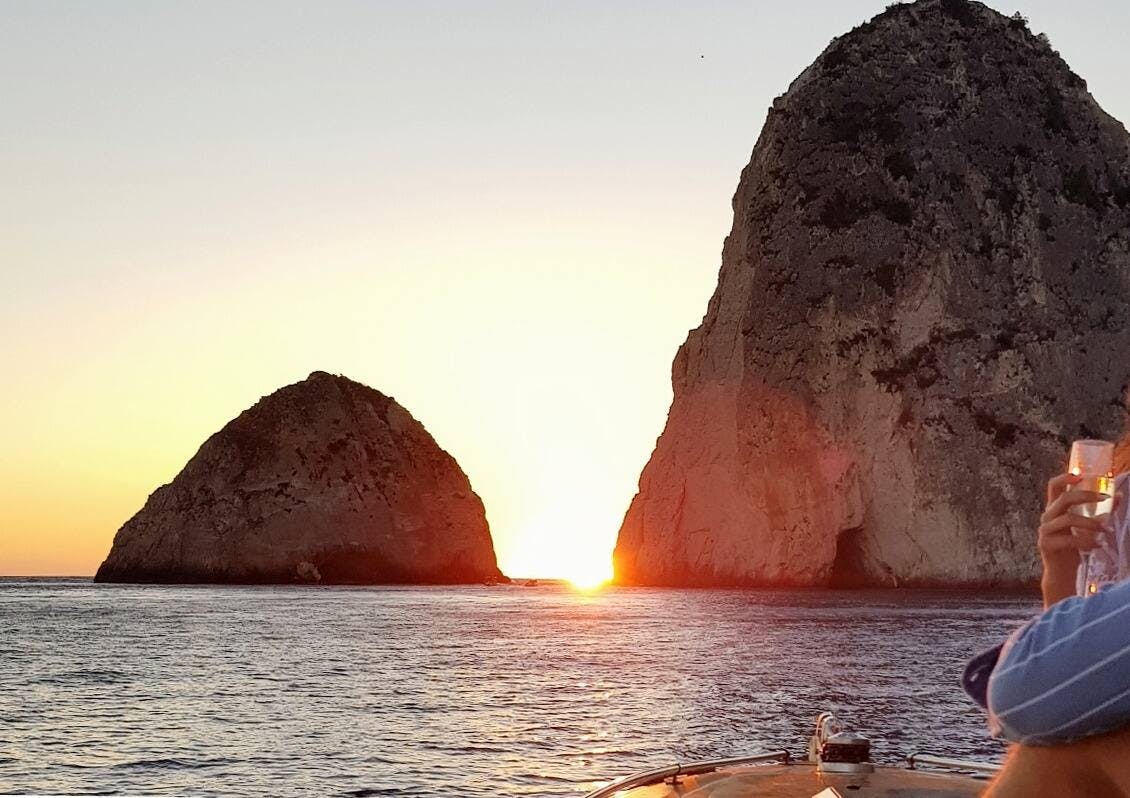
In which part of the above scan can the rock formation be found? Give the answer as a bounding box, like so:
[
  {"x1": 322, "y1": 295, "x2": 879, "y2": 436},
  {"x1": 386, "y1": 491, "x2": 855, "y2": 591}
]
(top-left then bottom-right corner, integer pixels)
[
  {"x1": 95, "y1": 372, "x2": 504, "y2": 584},
  {"x1": 614, "y1": 0, "x2": 1130, "y2": 588}
]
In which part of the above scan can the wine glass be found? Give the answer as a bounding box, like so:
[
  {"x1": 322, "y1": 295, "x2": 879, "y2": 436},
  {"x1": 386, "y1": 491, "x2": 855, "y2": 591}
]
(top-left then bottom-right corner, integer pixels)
[{"x1": 1068, "y1": 439, "x2": 1115, "y2": 596}]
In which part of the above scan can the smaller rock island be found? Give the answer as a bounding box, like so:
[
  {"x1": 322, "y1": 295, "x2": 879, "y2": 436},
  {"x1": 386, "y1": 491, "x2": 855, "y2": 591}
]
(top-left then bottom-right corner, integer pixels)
[{"x1": 95, "y1": 371, "x2": 505, "y2": 585}]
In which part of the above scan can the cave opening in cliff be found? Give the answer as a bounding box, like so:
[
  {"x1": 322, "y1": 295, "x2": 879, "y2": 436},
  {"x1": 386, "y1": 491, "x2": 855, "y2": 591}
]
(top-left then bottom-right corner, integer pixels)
[{"x1": 829, "y1": 526, "x2": 871, "y2": 588}]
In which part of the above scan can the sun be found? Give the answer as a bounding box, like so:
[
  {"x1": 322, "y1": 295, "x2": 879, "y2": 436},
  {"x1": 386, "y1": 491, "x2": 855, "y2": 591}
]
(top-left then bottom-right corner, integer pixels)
[
  {"x1": 500, "y1": 511, "x2": 614, "y2": 590},
  {"x1": 565, "y1": 564, "x2": 612, "y2": 591}
]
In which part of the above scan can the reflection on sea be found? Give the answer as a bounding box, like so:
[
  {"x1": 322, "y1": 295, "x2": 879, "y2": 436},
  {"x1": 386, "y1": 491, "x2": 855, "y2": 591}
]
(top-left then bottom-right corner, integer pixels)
[{"x1": 0, "y1": 580, "x2": 1037, "y2": 797}]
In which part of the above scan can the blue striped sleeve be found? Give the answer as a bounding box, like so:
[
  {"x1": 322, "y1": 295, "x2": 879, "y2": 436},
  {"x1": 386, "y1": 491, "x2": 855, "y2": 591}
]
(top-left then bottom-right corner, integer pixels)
[{"x1": 987, "y1": 578, "x2": 1130, "y2": 744}]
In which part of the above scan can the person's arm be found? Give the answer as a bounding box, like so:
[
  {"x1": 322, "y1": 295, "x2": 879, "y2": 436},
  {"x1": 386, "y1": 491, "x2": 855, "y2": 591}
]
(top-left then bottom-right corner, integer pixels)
[
  {"x1": 971, "y1": 472, "x2": 1124, "y2": 745},
  {"x1": 988, "y1": 576, "x2": 1130, "y2": 744}
]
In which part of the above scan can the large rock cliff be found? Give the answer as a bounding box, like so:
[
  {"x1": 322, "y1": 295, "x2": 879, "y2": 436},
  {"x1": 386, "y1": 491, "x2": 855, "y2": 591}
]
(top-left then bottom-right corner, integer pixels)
[
  {"x1": 96, "y1": 372, "x2": 504, "y2": 584},
  {"x1": 614, "y1": 0, "x2": 1130, "y2": 587}
]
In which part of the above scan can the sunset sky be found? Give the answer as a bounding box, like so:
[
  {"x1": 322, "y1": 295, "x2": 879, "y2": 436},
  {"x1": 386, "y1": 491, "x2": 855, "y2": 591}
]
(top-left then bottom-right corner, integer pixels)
[{"x1": 3, "y1": 0, "x2": 1129, "y2": 580}]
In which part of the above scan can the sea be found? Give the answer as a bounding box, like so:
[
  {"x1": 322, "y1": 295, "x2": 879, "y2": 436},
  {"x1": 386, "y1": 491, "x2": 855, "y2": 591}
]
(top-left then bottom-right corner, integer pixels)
[{"x1": 0, "y1": 579, "x2": 1039, "y2": 797}]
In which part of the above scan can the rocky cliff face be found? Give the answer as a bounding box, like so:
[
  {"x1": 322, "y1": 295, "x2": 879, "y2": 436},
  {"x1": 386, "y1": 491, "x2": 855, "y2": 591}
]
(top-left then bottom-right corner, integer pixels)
[
  {"x1": 96, "y1": 372, "x2": 504, "y2": 584},
  {"x1": 615, "y1": 0, "x2": 1130, "y2": 588}
]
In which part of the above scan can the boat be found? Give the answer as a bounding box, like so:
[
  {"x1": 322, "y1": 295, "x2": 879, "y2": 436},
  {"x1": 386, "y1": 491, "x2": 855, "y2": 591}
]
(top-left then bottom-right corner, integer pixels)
[{"x1": 582, "y1": 712, "x2": 999, "y2": 797}]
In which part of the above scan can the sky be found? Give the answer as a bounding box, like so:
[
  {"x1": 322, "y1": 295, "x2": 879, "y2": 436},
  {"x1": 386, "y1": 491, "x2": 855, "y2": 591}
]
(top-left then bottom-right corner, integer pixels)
[{"x1": 3, "y1": 0, "x2": 1129, "y2": 581}]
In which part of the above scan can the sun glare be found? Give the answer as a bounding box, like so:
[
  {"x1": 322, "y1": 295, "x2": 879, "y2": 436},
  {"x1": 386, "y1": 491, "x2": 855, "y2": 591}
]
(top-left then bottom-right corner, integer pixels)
[
  {"x1": 500, "y1": 510, "x2": 615, "y2": 590},
  {"x1": 566, "y1": 569, "x2": 610, "y2": 591}
]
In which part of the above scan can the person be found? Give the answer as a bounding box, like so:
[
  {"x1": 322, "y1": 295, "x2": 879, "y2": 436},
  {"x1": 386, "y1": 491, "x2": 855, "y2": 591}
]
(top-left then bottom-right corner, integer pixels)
[{"x1": 963, "y1": 465, "x2": 1130, "y2": 796}]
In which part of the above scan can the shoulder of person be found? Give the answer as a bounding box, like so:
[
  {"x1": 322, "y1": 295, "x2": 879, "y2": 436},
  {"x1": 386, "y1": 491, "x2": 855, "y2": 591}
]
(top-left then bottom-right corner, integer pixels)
[
  {"x1": 1116, "y1": 473, "x2": 1130, "y2": 514},
  {"x1": 1113, "y1": 472, "x2": 1130, "y2": 561}
]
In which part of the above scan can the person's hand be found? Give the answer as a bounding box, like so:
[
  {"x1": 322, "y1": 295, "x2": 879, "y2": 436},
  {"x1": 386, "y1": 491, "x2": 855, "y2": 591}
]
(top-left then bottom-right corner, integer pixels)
[{"x1": 1038, "y1": 473, "x2": 1120, "y2": 607}]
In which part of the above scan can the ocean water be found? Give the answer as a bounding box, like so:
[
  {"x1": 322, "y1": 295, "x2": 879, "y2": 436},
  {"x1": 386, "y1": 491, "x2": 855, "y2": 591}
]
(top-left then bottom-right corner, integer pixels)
[{"x1": 0, "y1": 579, "x2": 1038, "y2": 797}]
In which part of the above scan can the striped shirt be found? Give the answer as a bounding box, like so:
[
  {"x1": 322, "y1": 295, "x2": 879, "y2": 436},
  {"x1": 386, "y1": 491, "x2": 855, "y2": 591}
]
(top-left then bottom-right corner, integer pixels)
[{"x1": 964, "y1": 473, "x2": 1130, "y2": 744}]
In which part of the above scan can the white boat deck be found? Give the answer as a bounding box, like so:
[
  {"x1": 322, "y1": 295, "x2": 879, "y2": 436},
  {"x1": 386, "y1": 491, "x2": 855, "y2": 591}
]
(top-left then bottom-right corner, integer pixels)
[{"x1": 601, "y1": 763, "x2": 988, "y2": 797}]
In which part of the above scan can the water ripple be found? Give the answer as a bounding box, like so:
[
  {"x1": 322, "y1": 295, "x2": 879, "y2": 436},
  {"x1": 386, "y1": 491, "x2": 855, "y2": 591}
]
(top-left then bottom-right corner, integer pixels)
[{"x1": 0, "y1": 579, "x2": 1037, "y2": 797}]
